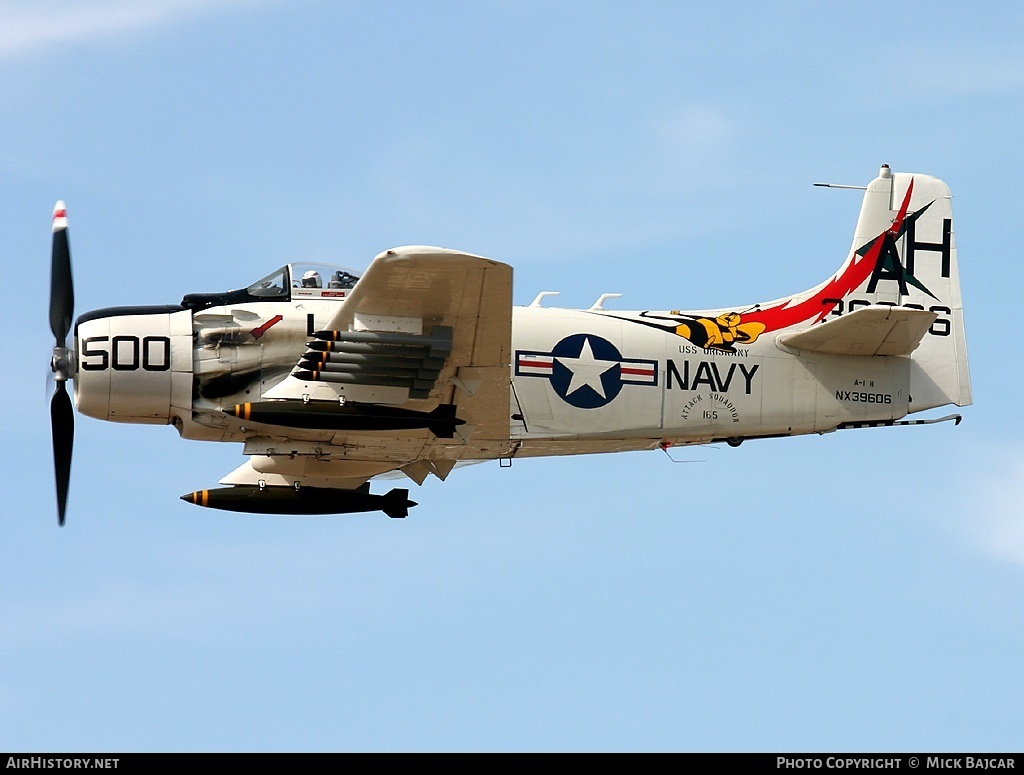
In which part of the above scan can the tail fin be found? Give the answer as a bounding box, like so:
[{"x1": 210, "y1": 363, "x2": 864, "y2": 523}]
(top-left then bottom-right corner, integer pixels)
[
  {"x1": 847, "y1": 166, "x2": 971, "y2": 411},
  {"x1": 745, "y1": 165, "x2": 970, "y2": 412}
]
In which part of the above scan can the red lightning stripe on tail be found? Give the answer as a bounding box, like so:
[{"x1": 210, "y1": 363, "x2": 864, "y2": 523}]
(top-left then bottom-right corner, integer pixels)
[{"x1": 743, "y1": 179, "x2": 915, "y2": 334}]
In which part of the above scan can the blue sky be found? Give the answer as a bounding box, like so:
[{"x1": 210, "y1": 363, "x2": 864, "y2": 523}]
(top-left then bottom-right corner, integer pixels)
[{"x1": 2, "y1": 0, "x2": 1023, "y2": 752}]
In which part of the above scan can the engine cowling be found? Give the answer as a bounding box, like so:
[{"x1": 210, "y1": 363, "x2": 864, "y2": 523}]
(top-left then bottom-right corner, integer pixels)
[{"x1": 74, "y1": 307, "x2": 193, "y2": 424}]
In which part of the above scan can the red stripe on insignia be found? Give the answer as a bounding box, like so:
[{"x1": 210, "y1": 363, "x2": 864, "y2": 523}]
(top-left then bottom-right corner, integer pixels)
[
  {"x1": 519, "y1": 359, "x2": 553, "y2": 368},
  {"x1": 621, "y1": 366, "x2": 654, "y2": 376}
]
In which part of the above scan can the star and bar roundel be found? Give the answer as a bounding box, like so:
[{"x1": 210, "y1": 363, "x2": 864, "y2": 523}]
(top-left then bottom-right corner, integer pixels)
[{"x1": 515, "y1": 333, "x2": 658, "y2": 409}]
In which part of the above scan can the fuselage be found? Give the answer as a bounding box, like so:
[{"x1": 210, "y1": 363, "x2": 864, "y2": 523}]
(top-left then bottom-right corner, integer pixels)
[{"x1": 72, "y1": 279, "x2": 915, "y2": 462}]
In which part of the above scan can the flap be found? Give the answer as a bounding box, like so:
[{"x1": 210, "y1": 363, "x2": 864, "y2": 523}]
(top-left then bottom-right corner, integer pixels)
[{"x1": 779, "y1": 306, "x2": 937, "y2": 356}]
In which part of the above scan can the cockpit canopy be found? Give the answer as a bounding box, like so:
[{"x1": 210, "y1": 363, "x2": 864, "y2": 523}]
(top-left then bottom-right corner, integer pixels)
[{"x1": 182, "y1": 262, "x2": 362, "y2": 311}]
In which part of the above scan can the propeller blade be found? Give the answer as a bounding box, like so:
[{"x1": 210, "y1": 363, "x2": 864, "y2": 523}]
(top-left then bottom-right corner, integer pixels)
[
  {"x1": 49, "y1": 201, "x2": 75, "y2": 526},
  {"x1": 49, "y1": 201, "x2": 74, "y2": 344},
  {"x1": 50, "y1": 381, "x2": 74, "y2": 526}
]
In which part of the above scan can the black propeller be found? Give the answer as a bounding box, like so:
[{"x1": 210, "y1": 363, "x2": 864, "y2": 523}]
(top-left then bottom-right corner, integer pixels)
[{"x1": 49, "y1": 201, "x2": 74, "y2": 526}]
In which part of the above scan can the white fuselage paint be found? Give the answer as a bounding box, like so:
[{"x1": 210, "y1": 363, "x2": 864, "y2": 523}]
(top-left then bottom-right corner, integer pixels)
[
  {"x1": 74, "y1": 298, "x2": 910, "y2": 460},
  {"x1": 507, "y1": 305, "x2": 907, "y2": 449}
]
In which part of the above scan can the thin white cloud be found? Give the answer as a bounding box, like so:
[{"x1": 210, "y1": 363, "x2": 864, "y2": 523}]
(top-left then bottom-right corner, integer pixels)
[
  {"x1": 648, "y1": 105, "x2": 738, "y2": 184},
  {"x1": 967, "y1": 448, "x2": 1024, "y2": 566},
  {"x1": 0, "y1": 0, "x2": 264, "y2": 59}
]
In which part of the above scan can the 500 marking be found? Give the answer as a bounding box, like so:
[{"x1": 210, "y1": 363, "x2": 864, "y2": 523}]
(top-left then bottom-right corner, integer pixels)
[{"x1": 81, "y1": 335, "x2": 171, "y2": 372}]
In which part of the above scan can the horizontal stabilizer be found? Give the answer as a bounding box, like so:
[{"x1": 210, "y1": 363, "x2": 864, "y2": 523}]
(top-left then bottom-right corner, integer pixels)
[{"x1": 779, "y1": 306, "x2": 936, "y2": 357}]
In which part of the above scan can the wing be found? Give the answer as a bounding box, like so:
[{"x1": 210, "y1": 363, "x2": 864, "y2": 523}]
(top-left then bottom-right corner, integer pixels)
[{"x1": 213, "y1": 246, "x2": 514, "y2": 505}]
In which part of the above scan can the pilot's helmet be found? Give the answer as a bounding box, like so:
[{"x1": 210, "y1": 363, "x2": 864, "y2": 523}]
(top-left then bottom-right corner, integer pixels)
[{"x1": 301, "y1": 270, "x2": 322, "y2": 288}]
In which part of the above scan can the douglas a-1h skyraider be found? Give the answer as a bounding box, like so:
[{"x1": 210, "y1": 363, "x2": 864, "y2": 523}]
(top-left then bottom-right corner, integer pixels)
[{"x1": 47, "y1": 165, "x2": 970, "y2": 524}]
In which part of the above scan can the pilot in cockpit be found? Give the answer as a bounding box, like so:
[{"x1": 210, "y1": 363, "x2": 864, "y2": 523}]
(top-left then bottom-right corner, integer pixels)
[{"x1": 300, "y1": 270, "x2": 322, "y2": 289}]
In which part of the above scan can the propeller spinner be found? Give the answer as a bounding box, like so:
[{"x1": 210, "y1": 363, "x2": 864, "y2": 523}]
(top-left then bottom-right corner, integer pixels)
[{"x1": 49, "y1": 201, "x2": 75, "y2": 526}]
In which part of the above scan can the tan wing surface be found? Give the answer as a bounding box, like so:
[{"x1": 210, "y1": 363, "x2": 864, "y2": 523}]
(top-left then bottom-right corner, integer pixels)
[{"x1": 242, "y1": 246, "x2": 514, "y2": 489}]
